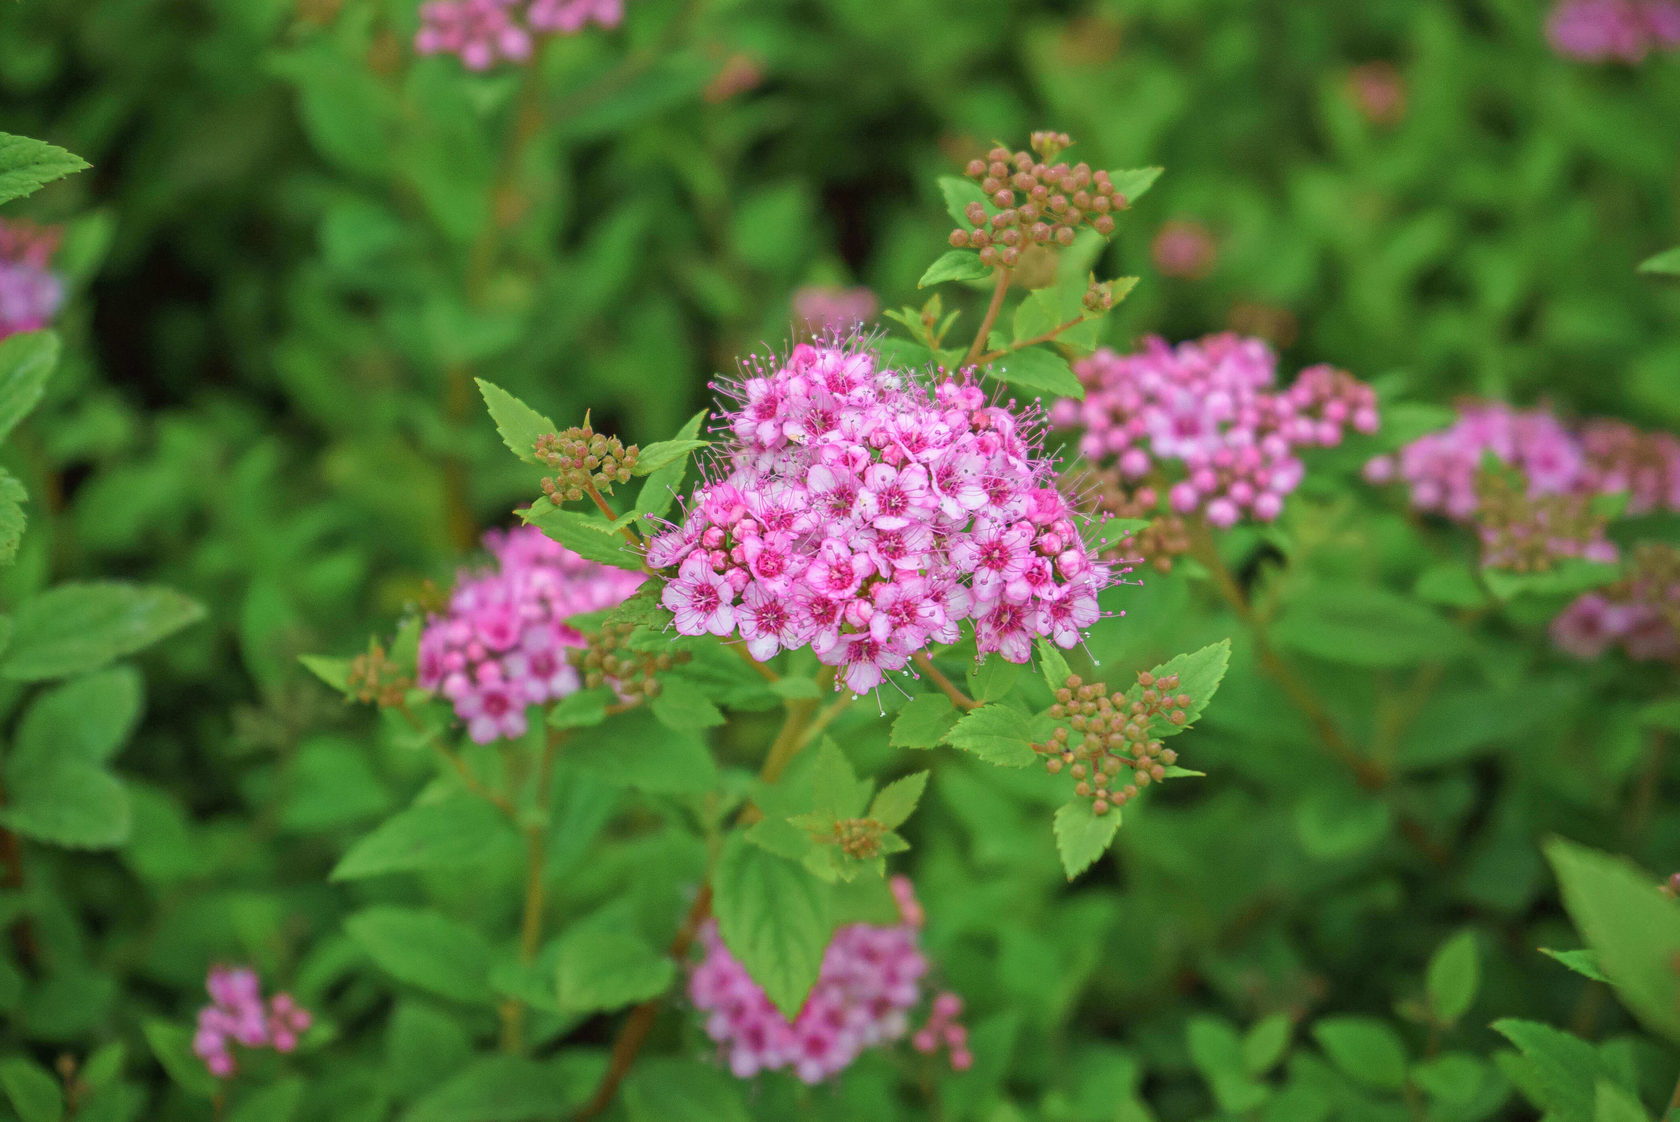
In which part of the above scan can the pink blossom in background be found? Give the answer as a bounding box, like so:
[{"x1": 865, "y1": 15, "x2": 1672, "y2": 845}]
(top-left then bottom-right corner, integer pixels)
[
  {"x1": 192, "y1": 967, "x2": 313, "y2": 1079},
  {"x1": 0, "y1": 219, "x2": 64, "y2": 341},
  {"x1": 415, "y1": 0, "x2": 622, "y2": 68},
  {"x1": 792, "y1": 285, "x2": 878, "y2": 335},
  {"x1": 646, "y1": 341, "x2": 1115, "y2": 688},
  {"x1": 1053, "y1": 334, "x2": 1379, "y2": 534},
  {"x1": 690, "y1": 876, "x2": 968, "y2": 1082},
  {"x1": 527, "y1": 0, "x2": 623, "y2": 33},
  {"x1": 417, "y1": 525, "x2": 643, "y2": 743},
  {"x1": 1551, "y1": 547, "x2": 1680, "y2": 664},
  {"x1": 1150, "y1": 220, "x2": 1217, "y2": 279},
  {"x1": 1545, "y1": 0, "x2": 1680, "y2": 62},
  {"x1": 1346, "y1": 62, "x2": 1408, "y2": 126}
]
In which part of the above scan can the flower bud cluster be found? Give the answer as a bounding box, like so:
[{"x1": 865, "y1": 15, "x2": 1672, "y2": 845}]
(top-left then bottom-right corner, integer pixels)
[
  {"x1": 948, "y1": 133, "x2": 1129, "y2": 269},
  {"x1": 912, "y1": 991, "x2": 973, "y2": 1072},
  {"x1": 1067, "y1": 466, "x2": 1191, "y2": 573},
  {"x1": 346, "y1": 640, "x2": 413, "y2": 707},
  {"x1": 1034, "y1": 671, "x2": 1188, "y2": 815},
  {"x1": 0, "y1": 219, "x2": 65, "y2": 342},
  {"x1": 1473, "y1": 462, "x2": 1617, "y2": 573},
  {"x1": 417, "y1": 525, "x2": 643, "y2": 743},
  {"x1": 649, "y1": 340, "x2": 1114, "y2": 694},
  {"x1": 537, "y1": 422, "x2": 639, "y2": 504},
  {"x1": 569, "y1": 615, "x2": 686, "y2": 698},
  {"x1": 1546, "y1": 0, "x2": 1680, "y2": 63},
  {"x1": 1551, "y1": 544, "x2": 1680, "y2": 663},
  {"x1": 415, "y1": 0, "x2": 622, "y2": 70},
  {"x1": 192, "y1": 967, "x2": 312, "y2": 1079},
  {"x1": 1053, "y1": 334, "x2": 1379, "y2": 563},
  {"x1": 689, "y1": 875, "x2": 932, "y2": 1083}
]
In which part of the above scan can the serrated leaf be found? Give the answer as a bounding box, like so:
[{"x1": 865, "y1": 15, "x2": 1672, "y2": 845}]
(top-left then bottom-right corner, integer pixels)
[
  {"x1": 475, "y1": 379, "x2": 555, "y2": 465},
  {"x1": 1493, "y1": 1018, "x2": 1611, "y2": 1122},
  {"x1": 519, "y1": 505, "x2": 643, "y2": 571},
  {"x1": 938, "y1": 175, "x2": 988, "y2": 229},
  {"x1": 891, "y1": 694, "x2": 957, "y2": 749},
  {"x1": 712, "y1": 832, "x2": 831, "y2": 1018},
  {"x1": 1108, "y1": 167, "x2": 1163, "y2": 204},
  {"x1": 345, "y1": 906, "x2": 494, "y2": 1004},
  {"x1": 0, "y1": 133, "x2": 89, "y2": 205},
  {"x1": 984, "y1": 346, "x2": 1084, "y2": 401},
  {"x1": 0, "y1": 331, "x2": 59, "y2": 443},
  {"x1": 1545, "y1": 839, "x2": 1680, "y2": 1045},
  {"x1": 1036, "y1": 639, "x2": 1071, "y2": 689},
  {"x1": 634, "y1": 409, "x2": 707, "y2": 523},
  {"x1": 1, "y1": 582, "x2": 204, "y2": 681},
  {"x1": 331, "y1": 796, "x2": 513, "y2": 880},
  {"x1": 650, "y1": 677, "x2": 725, "y2": 730},
  {"x1": 0, "y1": 757, "x2": 130, "y2": 849},
  {"x1": 555, "y1": 929, "x2": 676, "y2": 1014},
  {"x1": 546, "y1": 686, "x2": 614, "y2": 729},
  {"x1": 1541, "y1": 947, "x2": 1609, "y2": 983},
  {"x1": 0, "y1": 469, "x2": 25, "y2": 566},
  {"x1": 946, "y1": 705, "x2": 1038, "y2": 767},
  {"x1": 869, "y1": 772, "x2": 928, "y2": 829},
  {"x1": 1053, "y1": 799, "x2": 1122, "y2": 880},
  {"x1": 1143, "y1": 639, "x2": 1232, "y2": 733},
  {"x1": 919, "y1": 251, "x2": 991, "y2": 288},
  {"x1": 810, "y1": 739, "x2": 869, "y2": 818},
  {"x1": 632, "y1": 438, "x2": 708, "y2": 476}
]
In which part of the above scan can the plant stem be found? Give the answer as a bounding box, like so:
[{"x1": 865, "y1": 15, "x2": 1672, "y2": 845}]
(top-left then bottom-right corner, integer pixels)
[
  {"x1": 398, "y1": 702, "x2": 520, "y2": 819},
  {"x1": 972, "y1": 314, "x2": 1086, "y2": 363},
  {"x1": 911, "y1": 651, "x2": 980, "y2": 711},
  {"x1": 582, "y1": 481, "x2": 642, "y2": 549},
  {"x1": 961, "y1": 267, "x2": 1012, "y2": 370},
  {"x1": 501, "y1": 730, "x2": 565, "y2": 1054}
]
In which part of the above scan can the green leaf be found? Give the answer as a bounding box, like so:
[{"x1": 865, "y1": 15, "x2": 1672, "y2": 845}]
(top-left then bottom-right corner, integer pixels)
[
  {"x1": 0, "y1": 133, "x2": 89, "y2": 205},
  {"x1": 14, "y1": 666, "x2": 143, "y2": 769},
  {"x1": 1143, "y1": 639, "x2": 1232, "y2": 732},
  {"x1": 1312, "y1": 1017, "x2": 1407, "y2": 1090},
  {"x1": 298, "y1": 654, "x2": 352, "y2": 695},
  {"x1": 967, "y1": 656, "x2": 1020, "y2": 702},
  {"x1": 712, "y1": 832, "x2": 832, "y2": 1018},
  {"x1": 938, "y1": 175, "x2": 988, "y2": 229},
  {"x1": 565, "y1": 708, "x2": 718, "y2": 794},
  {"x1": 0, "y1": 331, "x2": 60, "y2": 443},
  {"x1": 519, "y1": 505, "x2": 643, "y2": 571},
  {"x1": 634, "y1": 409, "x2": 707, "y2": 523},
  {"x1": 919, "y1": 251, "x2": 991, "y2": 288},
  {"x1": 1272, "y1": 584, "x2": 1468, "y2": 668},
  {"x1": 650, "y1": 677, "x2": 725, "y2": 730},
  {"x1": 400, "y1": 1055, "x2": 594, "y2": 1122},
  {"x1": 1545, "y1": 838, "x2": 1680, "y2": 1045},
  {"x1": 984, "y1": 347, "x2": 1084, "y2": 401},
  {"x1": 1242, "y1": 1014, "x2": 1292, "y2": 1076},
  {"x1": 345, "y1": 906, "x2": 494, "y2": 1004},
  {"x1": 1541, "y1": 947, "x2": 1609, "y2": 983},
  {"x1": 1637, "y1": 246, "x2": 1680, "y2": 276},
  {"x1": 1412, "y1": 1053, "x2": 1490, "y2": 1104},
  {"x1": 1427, "y1": 930, "x2": 1481, "y2": 1025},
  {"x1": 1593, "y1": 1080, "x2": 1651, "y2": 1122},
  {"x1": 0, "y1": 469, "x2": 25, "y2": 566},
  {"x1": 475, "y1": 379, "x2": 555, "y2": 465},
  {"x1": 142, "y1": 1021, "x2": 218, "y2": 1098},
  {"x1": 1, "y1": 582, "x2": 204, "y2": 682},
  {"x1": 1492, "y1": 1018, "x2": 1611, "y2": 1122},
  {"x1": 946, "y1": 705, "x2": 1038, "y2": 767},
  {"x1": 0, "y1": 1056, "x2": 63, "y2": 1122},
  {"x1": 1036, "y1": 639, "x2": 1071, "y2": 690},
  {"x1": 1415, "y1": 564, "x2": 1489, "y2": 610},
  {"x1": 1482, "y1": 560, "x2": 1620, "y2": 602},
  {"x1": 546, "y1": 686, "x2": 614, "y2": 729},
  {"x1": 632, "y1": 438, "x2": 708, "y2": 476},
  {"x1": 1108, "y1": 167, "x2": 1163, "y2": 204},
  {"x1": 555, "y1": 928, "x2": 676, "y2": 1014},
  {"x1": 228, "y1": 1078, "x2": 304, "y2": 1122},
  {"x1": 331, "y1": 796, "x2": 513, "y2": 880},
  {"x1": 1187, "y1": 1016, "x2": 1270, "y2": 1114},
  {"x1": 809, "y1": 739, "x2": 869, "y2": 818},
  {"x1": 1053, "y1": 799, "x2": 1122, "y2": 880},
  {"x1": 0, "y1": 758, "x2": 130, "y2": 849},
  {"x1": 1295, "y1": 789, "x2": 1391, "y2": 859},
  {"x1": 890, "y1": 694, "x2": 957, "y2": 749},
  {"x1": 623, "y1": 1058, "x2": 750, "y2": 1122},
  {"x1": 386, "y1": 1002, "x2": 471, "y2": 1100},
  {"x1": 869, "y1": 772, "x2": 928, "y2": 829}
]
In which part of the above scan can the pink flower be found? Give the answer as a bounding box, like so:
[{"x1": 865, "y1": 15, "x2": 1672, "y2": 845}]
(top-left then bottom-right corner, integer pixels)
[
  {"x1": 415, "y1": 0, "x2": 532, "y2": 69},
  {"x1": 192, "y1": 967, "x2": 313, "y2": 1079},
  {"x1": 0, "y1": 220, "x2": 64, "y2": 341},
  {"x1": 664, "y1": 553, "x2": 736, "y2": 636}
]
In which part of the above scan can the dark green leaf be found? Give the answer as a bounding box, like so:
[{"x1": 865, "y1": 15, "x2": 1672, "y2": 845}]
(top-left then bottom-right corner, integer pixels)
[
  {"x1": 1, "y1": 582, "x2": 204, "y2": 682},
  {"x1": 1312, "y1": 1017, "x2": 1407, "y2": 1090},
  {"x1": 0, "y1": 331, "x2": 59, "y2": 443},
  {"x1": 1427, "y1": 930, "x2": 1480, "y2": 1025},
  {"x1": 14, "y1": 666, "x2": 143, "y2": 769},
  {"x1": 520, "y1": 505, "x2": 643, "y2": 571},
  {"x1": 555, "y1": 928, "x2": 676, "y2": 1014},
  {"x1": 0, "y1": 758, "x2": 130, "y2": 849},
  {"x1": 0, "y1": 1056, "x2": 63, "y2": 1122},
  {"x1": 331, "y1": 797, "x2": 513, "y2": 880},
  {"x1": 1637, "y1": 246, "x2": 1680, "y2": 276},
  {"x1": 345, "y1": 906, "x2": 494, "y2": 1004}
]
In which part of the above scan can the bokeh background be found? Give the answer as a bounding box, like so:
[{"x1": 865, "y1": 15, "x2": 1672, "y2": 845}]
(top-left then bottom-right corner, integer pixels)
[{"x1": 1, "y1": 0, "x2": 1678, "y2": 1118}]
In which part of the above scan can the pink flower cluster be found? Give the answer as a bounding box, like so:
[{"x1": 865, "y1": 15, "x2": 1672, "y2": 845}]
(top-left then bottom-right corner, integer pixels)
[
  {"x1": 1363, "y1": 404, "x2": 1680, "y2": 527},
  {"x1": 690, "y1": 876, "x2": 945, "y2": 1083},
  {"x1": 0, "y1": 220, "x2": 64, "y2": 342},
  {"x1": 418, "y1": 525, "x2": 643, "y2": 742},
  {"x1": 793, "y1": 286, "x2": 878, "y2": 335},
  {"x1": 415, "y1": 0, "x2": 622, "y2": 69},
  {"x1": 1546, "y1": 0, "x2": 1680, "y2": 62},
  {"x1": 1053, "y1": 334, "x2": 1380, "y2": 529},
  {"x1": 912, "y1": 992, "x2": 973, "y2": 1071},
  {"x1": 649, "y1": 342, "x2": 1113, "y2": 693},
  {"x1": 1551, "y1": 545, "x2": 1680, "y2": 662},
  {"x1": 192, "y1": 967, "x2": 312, "y2": 1079}
]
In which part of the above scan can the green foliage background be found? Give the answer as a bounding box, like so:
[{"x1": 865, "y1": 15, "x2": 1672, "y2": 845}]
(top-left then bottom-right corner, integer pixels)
[{"x1": 0, "y1": 0, "x2": 1678, "y2": 1119}]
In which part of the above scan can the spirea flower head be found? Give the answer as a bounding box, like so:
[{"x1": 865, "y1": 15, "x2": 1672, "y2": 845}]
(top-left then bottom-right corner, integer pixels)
[
  {"x1": 1052, "y1": 334, "x2": 1378, "y2": 568},
  {"x1": 1551, "y1": 544, "x2": 1680, "y2": 663},
  {"x1": 417, "y1": 524, "x2": 643, "y2": 742},
  {"x1": 646, "y1": 340, "x2": 1114, "y2": 693},
  {"x1": 1545, "y1": 0, "x2": 1680, "y2": 61},
  {"x1": 0, "y1": 219, "x2": 64, "y2": 342},
  {"x1": 192, "y1": 967, "x2": 313, "y2": 1079},
  {"x1": 415, "y1": 0, "x2": 622, "y2": 68},
  {"x1": 688, "y1": 875, "x2": 931, "y2": 1083}
]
